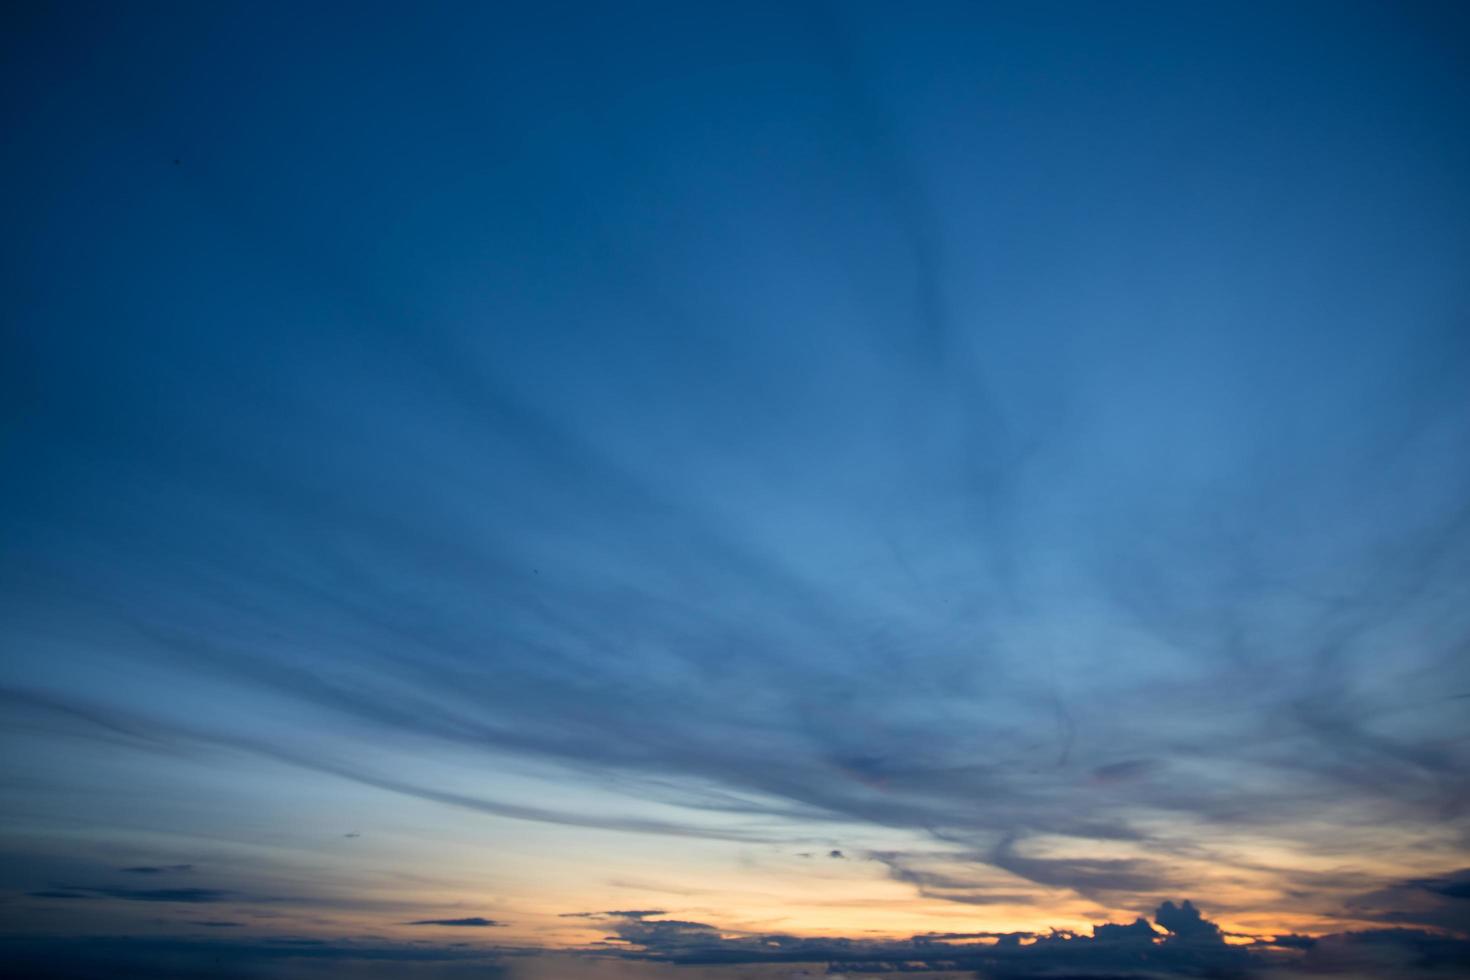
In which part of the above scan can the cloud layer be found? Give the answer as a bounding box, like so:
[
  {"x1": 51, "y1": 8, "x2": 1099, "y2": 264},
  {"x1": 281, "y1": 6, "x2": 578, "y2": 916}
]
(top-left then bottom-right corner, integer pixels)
[{"x1": 2, "y1": 0, "x2": 1469, "y2": 966}]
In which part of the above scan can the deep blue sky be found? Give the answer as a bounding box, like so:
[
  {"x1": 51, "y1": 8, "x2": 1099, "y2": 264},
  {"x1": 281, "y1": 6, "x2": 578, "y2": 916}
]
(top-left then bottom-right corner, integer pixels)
[{"x1": 3, "y1": 2, "x2": 1469, "y2": 977}]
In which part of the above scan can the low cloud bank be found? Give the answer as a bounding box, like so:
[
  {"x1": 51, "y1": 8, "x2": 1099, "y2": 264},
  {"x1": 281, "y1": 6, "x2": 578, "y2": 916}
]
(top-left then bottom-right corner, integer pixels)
[
  {"x1": 4, "y1": 900, "x2": 1468, "y2": 980},
  {"x1": 578, "y1": 900, "x2": 1470, "y2": 977}
]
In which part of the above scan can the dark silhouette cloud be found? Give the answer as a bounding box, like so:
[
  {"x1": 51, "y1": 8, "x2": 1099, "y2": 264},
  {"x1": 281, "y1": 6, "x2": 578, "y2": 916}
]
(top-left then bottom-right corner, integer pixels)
[
  {"x1": 606, "y1": 916, "x2": 722, "y2": 949},
  {"x1": 529, "y1": 899, "x2": 1470, "y2": 977},
  {"x1": 1266, "y1": 933, "x2": 1318, "y2": 949},
  {"x1": 562, "y1": 900, "x2": 1470, "y2": 978},
  {"x1": 95, "y1": 887, "x2": 230, "y2": 903},
  {"x1": 1287, "y1": 928, "x2": 1470, "y2": 979},
  {"x1": 1432, "y1": 877, "x2": 1470, "y2": 900},
  {"x1": 405, "y1": 917, "x2": 503, "y2": 928},
  {"x1": 120, "y1": 864, "x2": 193, "y2": 874},
  {"x1": 871, "y1": 851, "x2": 1039, "y2": 907},
  {"x1": 0, "y1": 934, "x2": 510, "y2": 979},
  {"x1": 32, "y1": 885, "x2": 232, "y2": 903},
  {"x1": 1345, "y1": 868, "x2": 1470, "y2": 934},
  {"x1": 989, "y1": 836, "x2": 1176, "y2": 900},
  {"x1": 1091, "y1": 917, "x2": 1159, "y2": 943},
  {"x1": 1154, "y1": 899, "x2": 1223, "y2": 942},
  {"x1": 4, "y1": 899, "x2": 1470, "y2": 977},
  {"x1": 561, "y1": 909, "x2": 668, "y2": 920}
]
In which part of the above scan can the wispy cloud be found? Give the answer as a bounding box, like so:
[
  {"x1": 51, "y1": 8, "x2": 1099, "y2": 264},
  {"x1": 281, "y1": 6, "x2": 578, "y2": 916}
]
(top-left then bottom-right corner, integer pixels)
[
  {"x1": 2, "y1": 0, "x2": 1468, "y2": 955},
  {"x1": 41, "y1": 886, "x2": 232, "y2": 904}
]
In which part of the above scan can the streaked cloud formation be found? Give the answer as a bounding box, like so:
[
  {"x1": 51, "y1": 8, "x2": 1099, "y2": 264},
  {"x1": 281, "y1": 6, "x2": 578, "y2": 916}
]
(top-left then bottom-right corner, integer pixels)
[
  {"x1": 3, "y1": 0, "x2": 1469, "y2": 977},
  {"x1": 3, "y1": 902, "x2": 1469, "y2": 979}
]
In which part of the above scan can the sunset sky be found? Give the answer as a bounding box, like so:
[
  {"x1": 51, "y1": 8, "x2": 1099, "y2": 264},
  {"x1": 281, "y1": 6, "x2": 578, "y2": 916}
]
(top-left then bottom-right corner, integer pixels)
[{"x1": 3, "y1": 2, "x2": 1469, "y2": 978}]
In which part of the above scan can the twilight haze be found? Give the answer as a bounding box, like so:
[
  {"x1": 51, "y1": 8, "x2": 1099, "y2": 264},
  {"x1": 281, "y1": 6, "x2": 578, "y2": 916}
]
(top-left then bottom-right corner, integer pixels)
[{"x1": 3, "y1": 3, "x2": 1469, "y2": 978}]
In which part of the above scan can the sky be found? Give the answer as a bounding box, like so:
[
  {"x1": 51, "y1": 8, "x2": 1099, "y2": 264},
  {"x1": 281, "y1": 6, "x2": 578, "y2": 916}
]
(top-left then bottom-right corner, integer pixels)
[{"x1": 3, "y1": 2, "x2": 1470, "y2": 978}]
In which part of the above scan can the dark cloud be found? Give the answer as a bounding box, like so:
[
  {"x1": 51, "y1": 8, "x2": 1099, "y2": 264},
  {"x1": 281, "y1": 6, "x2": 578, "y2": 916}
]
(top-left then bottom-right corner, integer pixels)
[
  {"x1": 1265, "y1": 933, "x2": 1318, "y2": 949},
  {"x1": 1345, "y1": 868, "x2": 1470, "y2": 934},
  {"x1": 1091, "y1": 917, "x2": 1159, "y2": 943},
  {"x1": 406, "y1": 917, "x2": 503, "y2": 928},
  {"x1": 1286, "y1": 928, "x2": 1470, "y2": 978},
  {"x1": 32, "y1": 885, "x2": 232, "y2": 903},
  {"x1": 564, "y1": 901, "x2": 1470, "y2": 978},
  {"x1": 0, "y1": 934, "x2": 509, "y2": 980},
  {"x1": 606, "y1": 917, "x2": 722, "y2": 950},
  {"x1": 609, "y1": 911, "x2": 669, "y2": 919},
  {"x1": 560, "y1": 909, "x2": 669, "y2": 921},
  {"x1": 989, "y1": 836, "x2": 1176, "y2": 900},
  {"x1": 95, "y1": 887, "x2": 231, "y2": 904},
  {"x1": 871, "y1": 851, "x2": 1038, "y2": 907},
  {"x1": 5, "y1": 901, "x2": 1470, "y2": 978},
  {"x1": 1154, "y1": 899, "x2": 1223, "y2": 942},
  {"x1": 1409, "y1": 869, "x2": 1470, "y2": 901},
  {"x1": 1431, "y1": 877, "x2": 1470, "y2": 900},
  {"x1": 120, "y1": 865, "x2": 194, "y2": 874}
]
